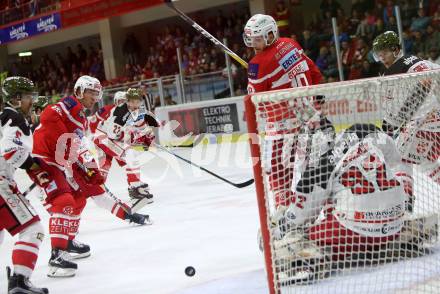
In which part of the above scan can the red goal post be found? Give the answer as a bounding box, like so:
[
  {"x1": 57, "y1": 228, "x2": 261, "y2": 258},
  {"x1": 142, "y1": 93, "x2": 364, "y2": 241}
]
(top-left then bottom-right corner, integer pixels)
[{"x1": 244, "y1": 69, "x2": 440, "y2": 294}]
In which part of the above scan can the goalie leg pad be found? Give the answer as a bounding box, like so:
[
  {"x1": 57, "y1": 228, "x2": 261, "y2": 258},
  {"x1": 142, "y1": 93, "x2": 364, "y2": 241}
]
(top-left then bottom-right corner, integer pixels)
[
  {"x1": 390, "y1": 213, "x2": 440, "y2": 257},
  {"x1": 273, "y1": 231, "x2": 332, "y2": 285}
]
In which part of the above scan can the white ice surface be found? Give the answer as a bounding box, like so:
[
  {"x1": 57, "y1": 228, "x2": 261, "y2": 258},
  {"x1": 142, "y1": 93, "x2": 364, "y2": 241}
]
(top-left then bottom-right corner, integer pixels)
[
  {"x1": 0, "y1": 142, "x2": 266, "y2": 294},
  {"x1": 1, "y1": 142, "x2": 440, "y2": 294}
]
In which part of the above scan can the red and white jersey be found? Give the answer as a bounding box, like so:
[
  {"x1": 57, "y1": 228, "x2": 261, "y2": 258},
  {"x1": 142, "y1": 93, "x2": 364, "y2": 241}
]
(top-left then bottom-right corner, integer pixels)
[
  {"x1": 247, "y1": 38, "x2": 322, "y2": 93},
  {"x1": 383, "y1": 55, "x2": 440, "y2": 128},
  {"x1": 287, "y1": 128, "x2": 412, "y2": 238},
  {"x1": 89, "y1": 104, "x2": 114, "y2": 134},
  {"x1": 332, "y1": 132, "x2": 411, "y2": 238},
  {"x1": 93, "y1": 103, "x2": 145, "y2": 158},
  {"x1": 247, "y1": 38, "x2": 322, "y2": 138},
  {"x1": 32, "y1": 95, "x2": 89, "y2": 166}
]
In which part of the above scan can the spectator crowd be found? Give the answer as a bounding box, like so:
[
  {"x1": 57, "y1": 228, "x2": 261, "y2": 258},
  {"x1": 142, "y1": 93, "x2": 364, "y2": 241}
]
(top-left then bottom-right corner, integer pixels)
[
  {"x1": 293, "y1": 0, "x2": 440, "y2": 82},
  {"x1": 0, "y1": 0, "x2": 59, "y2": 25},
  {"x1": 4, "y1": 0, "x2": 440, "y2": 102}
]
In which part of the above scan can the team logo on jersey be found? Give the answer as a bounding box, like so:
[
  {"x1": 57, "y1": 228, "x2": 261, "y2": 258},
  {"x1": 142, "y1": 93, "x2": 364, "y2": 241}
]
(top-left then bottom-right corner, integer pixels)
[
  {"x1": 248, "y1": 63, "x2": 259, "y2": 79},
  {"x1": 63, "y1": 206, "x2": 74, "y2": 215},
  {"x1": 13, "y1": 130, "x2": 23, "y2": 146},
  {"x1": 63, "y1": 97, "x2": 78, "y2": 110},
  {"x1": 46, "y1": 181, "x2": 57, "y2": 193},
  {"x1": 403, "y1": 56, "x2": 418, "y2": 65},
  {"x1": 279, "y1": 48, "x2": 301, "y2": 71}
]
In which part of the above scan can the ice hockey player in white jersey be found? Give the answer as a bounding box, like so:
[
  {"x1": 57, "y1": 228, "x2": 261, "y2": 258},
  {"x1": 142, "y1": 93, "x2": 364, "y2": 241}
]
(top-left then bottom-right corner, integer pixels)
[
  {"x1": 267, "y1": 124, "x2": 436, "y2": 284},
  {"x1": 0, "y1": 77, "x2": 50, "y2": 294},
  {"x1": 93, "y1": 88, "x2": 157, "y2": 212},
  {"x1": 372, "y1": 31, "x2": 440, "y2": 184}
]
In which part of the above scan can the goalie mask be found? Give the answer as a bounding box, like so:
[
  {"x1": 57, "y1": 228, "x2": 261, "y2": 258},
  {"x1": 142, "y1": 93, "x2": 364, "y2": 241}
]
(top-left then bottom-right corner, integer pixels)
[
  {"x1": 243, "y1": 14, "x2": 279, "y2": 48},
  {"x1": 74, "y1": 75, "x2": 103, "y2": 101}
]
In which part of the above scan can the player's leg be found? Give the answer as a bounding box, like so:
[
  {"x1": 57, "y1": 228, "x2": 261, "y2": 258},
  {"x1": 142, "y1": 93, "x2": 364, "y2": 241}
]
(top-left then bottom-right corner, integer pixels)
[
  {"x1": 0, "y1": 182, "x2": 48, "y2": 293},
  {"x1": 46, "y1": 193, "x2": 79, "y2": 277},
  {"x1": 91, "y1": 190, "x2": 153, "y2": 225},
  {"x1": 66, "y1": 193, "x2": 90, "y2": 260},
  {"x1": 264, "y1": 135, "x2": 297, "y2": 208},
  {"x1": 123, "y1": 149, "x2": 153, "y2": 206},
  {"x1": 38, "y1": 160, "x2": 79, "y2": 277},
  {"x1": 77, "y1": 177, "x2": 153, "y2": 225}
]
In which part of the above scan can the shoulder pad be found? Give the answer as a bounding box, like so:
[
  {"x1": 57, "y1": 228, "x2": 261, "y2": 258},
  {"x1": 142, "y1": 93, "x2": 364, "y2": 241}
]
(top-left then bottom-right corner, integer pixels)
[
  {"x1": 0, "y1": 108, "x2": 31, "y2": 136},
  {"x1": 248, "y1": 63, "x2": 259, "y2": 79},
  {"x1": 112, "y1": 103, "x2": 130, "y2": 126},
  {"x1": 62, "y1": 96, "x2": 78, "y2": 110}
]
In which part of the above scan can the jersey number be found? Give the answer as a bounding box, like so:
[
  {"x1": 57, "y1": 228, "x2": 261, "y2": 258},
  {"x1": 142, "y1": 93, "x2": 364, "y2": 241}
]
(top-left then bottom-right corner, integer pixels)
[
  {"x1": 340, "y1": 155, "x2": 400, "y2": 194},
  {"x1": 290, "y1": 73, "x2": 309, "y2": 88},
  {"x1": 113, "y1": 124, "x2": 122, "y2": 134}
]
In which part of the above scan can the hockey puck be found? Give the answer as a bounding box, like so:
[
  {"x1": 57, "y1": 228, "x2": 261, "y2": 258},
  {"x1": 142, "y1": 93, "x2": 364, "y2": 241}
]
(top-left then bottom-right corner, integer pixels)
[{"x1": 185, "y1": 266, "x2": 196, "y2": 277}]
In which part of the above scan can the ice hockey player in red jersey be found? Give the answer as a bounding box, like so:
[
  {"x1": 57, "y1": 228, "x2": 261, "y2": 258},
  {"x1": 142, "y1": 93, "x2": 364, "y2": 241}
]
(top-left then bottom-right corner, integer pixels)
[
  {"x1": 32, "y1": 75, "x2": 151, "y2": 278},
  {"x1": 0, "y1": 77, "x2": 50, "y2": 294},
  {"x1": 243, "y1": 14, "x2": 323, "y2": 208},
  {"x1": 93, "y1": 88, "x2": 156, "y2": 211}
]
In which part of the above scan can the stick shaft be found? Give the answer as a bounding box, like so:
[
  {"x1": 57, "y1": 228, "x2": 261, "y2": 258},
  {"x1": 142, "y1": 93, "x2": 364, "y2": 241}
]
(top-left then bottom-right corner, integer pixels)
[
  {"x1": 154, "y1": 143, "x2": 254, "y2": 188},
  {"x1": 164, "y1": 1, "x2": 248, "y2": 69}
]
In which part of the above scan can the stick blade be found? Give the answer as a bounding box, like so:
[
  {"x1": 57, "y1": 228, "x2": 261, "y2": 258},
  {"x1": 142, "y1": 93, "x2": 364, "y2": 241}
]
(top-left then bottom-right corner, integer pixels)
[{"x1": 233, "y1": 178, "x2": 255, "y2": 188}]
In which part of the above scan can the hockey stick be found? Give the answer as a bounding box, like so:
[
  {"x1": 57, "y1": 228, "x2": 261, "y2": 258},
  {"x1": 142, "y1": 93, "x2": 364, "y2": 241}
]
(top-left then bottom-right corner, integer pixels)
[
  {"x1": 163, "y1": 0, "x2": 248, "y2": 69},
  {"x1": 22, "y1": 182, "x2": 37, "y2": 197},
  {"x1": 153, "y1": 143, "x2": 254, "y2": 188},
  {"x1": 102, "y1": 184, "x2": 133, "y2": 215}
]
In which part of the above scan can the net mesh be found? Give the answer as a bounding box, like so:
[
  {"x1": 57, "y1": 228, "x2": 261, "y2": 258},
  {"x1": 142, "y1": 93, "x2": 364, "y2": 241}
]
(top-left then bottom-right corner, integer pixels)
[{"x1": 249, "y1": 69, "x2": 440, "y2": 294}]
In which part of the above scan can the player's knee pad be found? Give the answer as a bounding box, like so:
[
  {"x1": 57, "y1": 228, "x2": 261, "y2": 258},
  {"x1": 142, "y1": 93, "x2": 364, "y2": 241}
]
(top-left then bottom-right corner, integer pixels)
[{"x1": 19, "y1": 221, "x2": 45, "y2": 247}]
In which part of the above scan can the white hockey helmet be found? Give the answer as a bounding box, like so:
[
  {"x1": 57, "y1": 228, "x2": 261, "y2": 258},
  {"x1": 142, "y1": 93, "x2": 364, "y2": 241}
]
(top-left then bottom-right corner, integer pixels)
[
  {"x1": 113, "y1": 91, "x2": 127, "y2": 105},
  {"x1": 243, "y1": 14, "x2": 278, "y2": 48},
  {"x1": 74, "y1": 75, "x2": 103, "y2": 100}
]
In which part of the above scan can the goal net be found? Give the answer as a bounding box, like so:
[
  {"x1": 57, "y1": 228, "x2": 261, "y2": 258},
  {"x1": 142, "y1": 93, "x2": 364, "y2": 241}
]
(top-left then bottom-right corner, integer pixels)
[{"x1": 245, "y1": 69, "x2": 440, "y2": 294}]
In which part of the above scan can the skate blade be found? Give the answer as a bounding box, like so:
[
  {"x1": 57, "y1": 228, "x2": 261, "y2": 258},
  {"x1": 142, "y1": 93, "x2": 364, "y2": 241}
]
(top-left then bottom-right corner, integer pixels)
[
  {"x1": 9, "y1": 287, "x2": 49, "y2": 294},
  {"x1": 47, "y1": 267, "x2": 76, "y2": 278},
  {"x1": 70, "y1": 251, "x2": 91, "y2": 260},
  {"x1": 130, "y1": 197, "x2": 153, "y2": 213},
  {"x1": 144, "y1": 217, "x2": 154, "y2": 225}
]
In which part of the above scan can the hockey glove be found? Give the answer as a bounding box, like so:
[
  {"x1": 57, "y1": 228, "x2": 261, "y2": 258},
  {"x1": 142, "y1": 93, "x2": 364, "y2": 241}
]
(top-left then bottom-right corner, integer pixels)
[
  {"x1": 27, "y1": 162, "x2": 52, "y2": 188},
  {"x1": 131, "y1": 130, "x2": 155, "y2": 150},
  {"x1": 73, "y1": 162, "x2": 106, "y2": 186}
]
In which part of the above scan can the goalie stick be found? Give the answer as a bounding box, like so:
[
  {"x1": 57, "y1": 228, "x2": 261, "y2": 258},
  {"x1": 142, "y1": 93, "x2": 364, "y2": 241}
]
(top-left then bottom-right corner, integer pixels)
[
  {"x1": 154, "y1": 143, "x2": 254, "y2": 188},
  {"x1": 163, "y1": 0, "x2": 248, "y2": 69}
]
